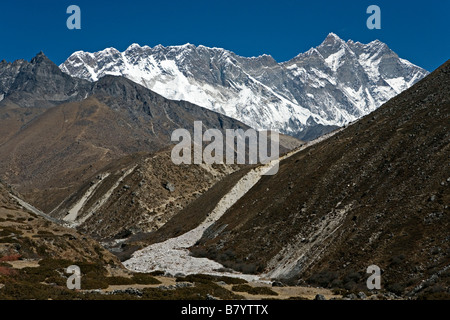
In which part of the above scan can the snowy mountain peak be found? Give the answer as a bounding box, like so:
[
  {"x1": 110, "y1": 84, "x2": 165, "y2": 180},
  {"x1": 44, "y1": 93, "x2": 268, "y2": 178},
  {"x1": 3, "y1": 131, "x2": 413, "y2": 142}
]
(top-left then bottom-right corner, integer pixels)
[
  {"x1": 101, "y1": 47, "x2": 121, "y2": 55},
  {"x1": 177, "y1": 43, "x2": 196, "y2": 48},
  {"x1": 60, "y1": 34, "x2": 429, "y2": 140},
  {"x1": 321, "y1": 33, "x2": 346, "y2": 47},
  {"x1": 325, "y1": 32, "x2": 343, "y2": 41},
  {"x1": 299, "y1": 47, "x2": 324, "y2": 59},
  {"x1": 125, "y1": 43, "x2": 142, "y2": 51},
  {"x1": 316, "y1": 33, "x2": 350, "y2": 60}
]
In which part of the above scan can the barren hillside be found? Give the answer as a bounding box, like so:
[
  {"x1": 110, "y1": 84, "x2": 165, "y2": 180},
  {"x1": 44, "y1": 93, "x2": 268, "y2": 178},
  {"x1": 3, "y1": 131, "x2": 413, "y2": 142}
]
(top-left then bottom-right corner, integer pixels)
[{"x1": 190, "y1": 60, "x2": 450, "y2": 298}]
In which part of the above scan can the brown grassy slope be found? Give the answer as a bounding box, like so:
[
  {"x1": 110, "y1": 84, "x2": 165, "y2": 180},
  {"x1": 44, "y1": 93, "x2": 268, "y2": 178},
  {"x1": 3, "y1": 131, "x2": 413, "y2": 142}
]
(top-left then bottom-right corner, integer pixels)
[
  {"x1": 0, "y1": 96, "x2": 164, "y2": 212},
  {"x1": 51, "y1": 147, "x2": 244, "y2": 243},
  {"x1": 0, "y1": 181, "x2": 122, "y2": 266},
  {"x1": 116, "y1": 164, "x2": 256, "y2": 260},
  {"x1": 192, "y1": 60, "x2": 450, "y2": 294},
  {"x1": 0, "y1": 62, "x2": 257, "y2": 213},
  {"x1": 0, "y1": 102, "x2": 47, "y2": 146}
]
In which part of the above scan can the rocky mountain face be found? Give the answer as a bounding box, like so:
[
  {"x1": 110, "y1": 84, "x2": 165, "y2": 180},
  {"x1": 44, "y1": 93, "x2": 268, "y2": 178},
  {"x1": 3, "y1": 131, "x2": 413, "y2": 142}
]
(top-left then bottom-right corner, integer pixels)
[
  {"x1": 182, "y1": 60, "x2": 449, "y2": 297},
  {"x1": 0, "y1": 53, "x2": 256, "y2": 214},
  {"x1": 0, "y1": 52, "x2": 91, "y2": 108},
  {"x1": 0, "y1": 53, "x2": 92, "y2": 145},
  {"x1": 49, "y1": 149, "x2": 242, "y2": 246},
  {"x1": 60, "y1": 33, "x2": 428, "y2": 140}
]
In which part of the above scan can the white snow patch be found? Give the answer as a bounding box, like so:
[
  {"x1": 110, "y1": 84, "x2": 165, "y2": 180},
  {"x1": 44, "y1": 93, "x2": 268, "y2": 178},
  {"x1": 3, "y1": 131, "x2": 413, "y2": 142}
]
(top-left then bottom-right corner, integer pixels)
[
  {"x1": 385, "y1": 76, "x2": 408, "y2": 94},
  {"x1": 325, "y1": 48, "x2": 345, "y2": 72},
  {"x1": 358, "y1": 54, "x2": 381, "y2": 82},
  {"x1": 60, "y1": 42, "x2": 427, "y2": 137},
  {"x1": 310, "y1": 68, "x2": 337, "y2": 86}
]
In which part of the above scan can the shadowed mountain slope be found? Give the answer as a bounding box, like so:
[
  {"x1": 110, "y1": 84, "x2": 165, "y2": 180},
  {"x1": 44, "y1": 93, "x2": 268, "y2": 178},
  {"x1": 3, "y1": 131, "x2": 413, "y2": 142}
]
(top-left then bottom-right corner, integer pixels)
[
  {"x1": 191, "y1": 60, "x2": 450, "y2": 297},
  {"x1": 0, "y1": 54, "x2": 262, "y2": 213}
]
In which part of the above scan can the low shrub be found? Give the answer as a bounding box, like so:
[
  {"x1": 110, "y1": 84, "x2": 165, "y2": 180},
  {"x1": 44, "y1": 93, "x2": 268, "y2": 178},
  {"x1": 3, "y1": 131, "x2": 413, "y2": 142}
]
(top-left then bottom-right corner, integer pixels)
[
  {"x1": 0, "y1": 254, "x2": 21, "y2": 262},
  {"x1": 418, "y1": 291, "x2": 450, "y2": 300},
  {"x1": 0, "y1": 227, "x2": 23, "y2": 237},
  {"x1": 0, "y1": 266, "x2": 17, "y2": 276},
  {"x1": 386, "y1": 282, "x2": 405, "y2": 296},
  {"x1": 105, "y1": 276, "x2": 135, "y2": 286},
  {"x1": 177, "y1": 274, "x2": 217, "y2": 284},
  {"x1": 176, "y1": 274, "x2": 247, "y2": 285},
  {"x1": 231, "y1": 284, "x2": 278, "y2": 296},
  {"x1": 131, "y1": 273, "x2": 161, "y2": 285},
  {"x1": 307, "y1": 270, "x2": 339, "y2": 288},
  {"x1": 215, "y1": 276, "x2": 248, "y2": 285},
  {"x1": 82, "y1": 277, "x2": 109, "y2": 290},
  {"x1": 142, "y1": 281, "x2": 244, "y2": 300},
  {"x1": 36, "y1": 230, "x2": 55, "y2": 236}
]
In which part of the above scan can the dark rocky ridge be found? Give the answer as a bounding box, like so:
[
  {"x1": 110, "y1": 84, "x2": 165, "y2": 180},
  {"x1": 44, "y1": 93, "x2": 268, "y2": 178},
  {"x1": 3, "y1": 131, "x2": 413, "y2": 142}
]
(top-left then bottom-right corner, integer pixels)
[
  {"x1": 0, "y1": 52, "x2": 92, "y2": 108},
  {"x1": 0, "y1": 53, "x2": 262, "y2": 213},
  {"x1": 0, "y1": 180, "x2": 122, "y2": 266},
  {"x1": 61, "y1": 34, "x2": 429, "y2": 140},
  {"x1": 191, "y1": 60, "x2": 450, "y2": 298}
]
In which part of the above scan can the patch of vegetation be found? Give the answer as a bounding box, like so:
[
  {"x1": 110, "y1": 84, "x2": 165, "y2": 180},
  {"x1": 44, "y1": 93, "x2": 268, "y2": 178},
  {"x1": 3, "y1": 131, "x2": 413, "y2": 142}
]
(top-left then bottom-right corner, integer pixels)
[
  {"x1": 17, "y1": 259, "x2": 71, "y2": 284},
  {"x1": 82, "y1": 277, "x2": 109, "y2": 290},
  {"x1": 332, "y1": 288, "x2": 349, "y2": 296},
  {"x1": 176, "y1": 274, "x2": 218, "y2": 284},
  {"x1": 0, "y1": 280, "x2": 79, "y2": 300},
  {"x1": 415, "y1": 283, "x2": 450, "y2": 300},
  {"x1": 131, "y1": 273, "x2": 161, "y2": 285},
  {"x1": 0, "y1": 265, "x2": 17, "y2": 276},
  {"x1": 76, "y1": 260, "x2": 111, "y2": 290},
  {"x1": 149, "y1": 270, "x2": 165, "y2": 276},
  {"x1": 105, "y1": 276, "x2": 135, "y2": 286},
  {"x1": 231, "y1": 284, "x2": 278, "y2": 296},
  {"x1": 142, "y1": 281, "x2": 244, "y2": 300},
  {"x1": 14, "y1": 259, "x2": 113, "y2": 291},
  {"x1": 307, "y1": 269, "x2": 369, "y2": 292},
  {"x1": 93, "y1": 245, "x2": 105, "y2": 260},
  {"x1": 176, "y1": 274, "x2": 247, "y2": 285},
  {"x1": 389, "y1": 254, "x2": 406, "y2": 266},
  {"x1": 230, "y1": 262, "x2": 261, "y2": 274},
  {"x1": 307, "y1": 270, "x2": 339, "y2": 288},
  {"x1": 417, "y1": 291, "x2": 450, "y2": 300},
  {"x1": 0, "y1": 277, "x2": 141, "y2": 300},
  {"x1": 215, "y1": 276, "x2": 248, "y2": 285},
  {"x1": 0, "y1": 254, "x2": 21, "y2": 262},
  {"x1": 385, "y1": 282, "x2": 405, "y2": 296},
  {"x1": 0, "y1": 227, "x2": 23, "y2": 237},
  {"x1": 0, "y1": 237, "x2": 17, "y2": 244},
  {"x1": 36, "y1": 230, "x2": 55, "y2": 236}
]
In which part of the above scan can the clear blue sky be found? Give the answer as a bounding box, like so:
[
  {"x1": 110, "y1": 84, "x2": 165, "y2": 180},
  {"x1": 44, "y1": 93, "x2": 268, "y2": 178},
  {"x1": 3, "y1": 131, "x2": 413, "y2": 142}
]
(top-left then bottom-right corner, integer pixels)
[{"x1": 0, "y1": 0, "x2": 448, "y2": 71}]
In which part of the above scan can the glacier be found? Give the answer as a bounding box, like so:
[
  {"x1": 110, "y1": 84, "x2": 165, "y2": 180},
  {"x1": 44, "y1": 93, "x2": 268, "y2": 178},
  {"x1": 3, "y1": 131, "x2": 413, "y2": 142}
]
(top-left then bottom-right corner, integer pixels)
[{"x1": 60, "y1": 33, "x2": 428, "y2": 140}]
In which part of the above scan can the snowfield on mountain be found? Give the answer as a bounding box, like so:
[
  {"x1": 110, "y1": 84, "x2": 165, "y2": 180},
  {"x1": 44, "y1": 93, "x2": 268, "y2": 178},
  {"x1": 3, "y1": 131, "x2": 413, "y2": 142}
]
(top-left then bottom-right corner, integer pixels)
[{"x1": 61, "y1": 33, "x2": 428, "y2": 140}]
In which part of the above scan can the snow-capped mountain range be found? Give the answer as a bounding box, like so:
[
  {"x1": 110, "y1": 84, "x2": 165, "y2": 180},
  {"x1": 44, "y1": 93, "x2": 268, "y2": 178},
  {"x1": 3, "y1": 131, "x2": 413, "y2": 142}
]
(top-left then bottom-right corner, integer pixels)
[{"x1": 60, "y1": 33, "x2": 428, "y2": 140}]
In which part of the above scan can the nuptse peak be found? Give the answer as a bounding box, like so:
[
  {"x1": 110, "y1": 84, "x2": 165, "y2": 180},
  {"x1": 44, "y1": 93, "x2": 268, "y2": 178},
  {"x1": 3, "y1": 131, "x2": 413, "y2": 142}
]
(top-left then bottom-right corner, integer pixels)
[{"x1": 60, "y1": 33, "x2": 428, "y2": 140}]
